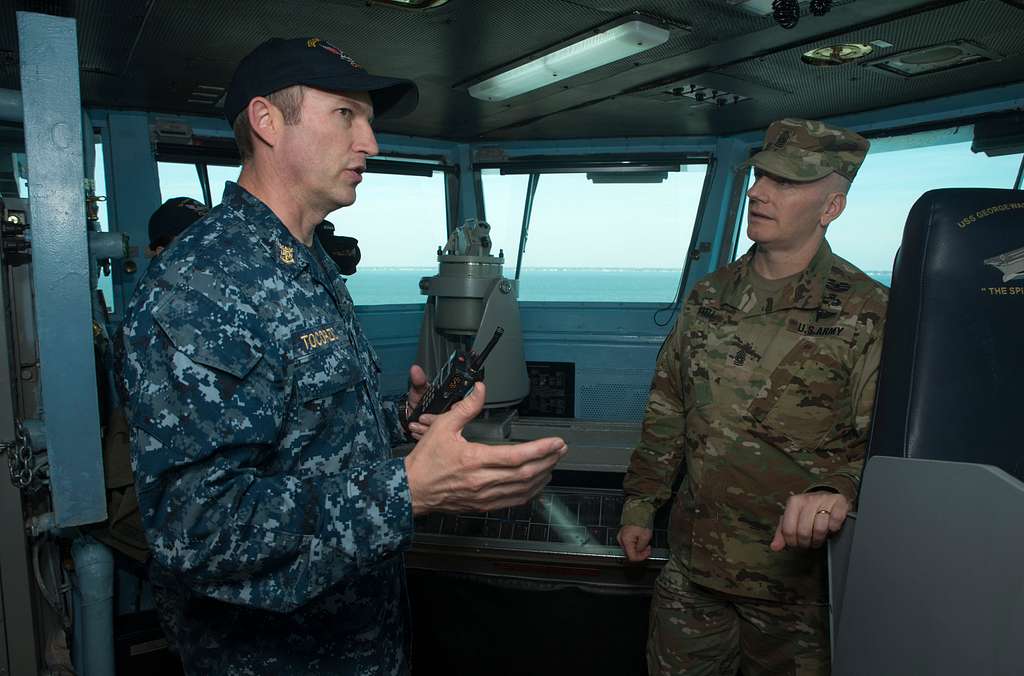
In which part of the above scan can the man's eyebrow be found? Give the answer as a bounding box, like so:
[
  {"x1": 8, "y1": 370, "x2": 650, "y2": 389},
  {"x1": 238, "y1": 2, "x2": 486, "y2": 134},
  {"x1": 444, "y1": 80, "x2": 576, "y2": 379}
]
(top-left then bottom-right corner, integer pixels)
[{"x1": 753, "y1": 169, "x2": 790, "y2": 181}]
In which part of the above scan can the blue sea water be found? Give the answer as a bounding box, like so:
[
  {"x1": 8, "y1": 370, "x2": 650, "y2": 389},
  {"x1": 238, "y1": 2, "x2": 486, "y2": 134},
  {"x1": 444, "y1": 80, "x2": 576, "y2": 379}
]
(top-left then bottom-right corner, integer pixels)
[{"x1": 345, "y1": 268, "x2": 894, "y2": 306}]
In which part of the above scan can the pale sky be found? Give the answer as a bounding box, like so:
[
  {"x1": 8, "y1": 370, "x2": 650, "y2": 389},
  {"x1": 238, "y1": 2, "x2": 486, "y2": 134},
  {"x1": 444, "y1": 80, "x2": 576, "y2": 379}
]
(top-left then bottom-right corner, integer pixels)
[
  {"x1": 737, "y1": 136, "x2": 1023, "y2": 271},
  {"x1": 154, "y1": 130, "x2": 1023, "y2": 276}
]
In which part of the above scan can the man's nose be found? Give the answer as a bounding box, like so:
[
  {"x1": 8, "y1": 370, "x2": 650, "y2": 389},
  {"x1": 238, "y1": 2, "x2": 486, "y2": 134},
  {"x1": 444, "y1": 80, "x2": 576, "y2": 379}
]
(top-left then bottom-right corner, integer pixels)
[
  {"x1": 355, "y1": 122, "x2": 379, "y2": 156},
  {"x1": 747, "y1": 176, "x2": 768, "y2": 202}
]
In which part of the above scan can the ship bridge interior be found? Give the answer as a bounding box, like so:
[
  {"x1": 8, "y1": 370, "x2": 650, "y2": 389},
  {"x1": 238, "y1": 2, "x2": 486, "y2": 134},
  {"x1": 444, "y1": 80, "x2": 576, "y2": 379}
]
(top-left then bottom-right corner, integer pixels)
[{"x1": 0, "y1": 0, "x2": 1023, "y2": 674}]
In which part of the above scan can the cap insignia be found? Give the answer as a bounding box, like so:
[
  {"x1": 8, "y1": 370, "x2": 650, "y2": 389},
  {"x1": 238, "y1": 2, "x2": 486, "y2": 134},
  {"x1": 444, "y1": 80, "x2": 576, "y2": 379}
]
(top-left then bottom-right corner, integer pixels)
[{"x1": 306, "y1": 37, "x2": 361, "y2": 69}]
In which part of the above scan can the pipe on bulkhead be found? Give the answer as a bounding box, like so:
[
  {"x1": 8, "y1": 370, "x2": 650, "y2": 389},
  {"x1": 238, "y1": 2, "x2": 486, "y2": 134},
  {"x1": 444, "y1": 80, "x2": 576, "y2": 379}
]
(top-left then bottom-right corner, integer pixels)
[
  {"x1": 0, "y1": 87, "x2": 23, "y2": 122},
  {"x1": 71, "y1": 537, "x2": 115, "y2": 676}
]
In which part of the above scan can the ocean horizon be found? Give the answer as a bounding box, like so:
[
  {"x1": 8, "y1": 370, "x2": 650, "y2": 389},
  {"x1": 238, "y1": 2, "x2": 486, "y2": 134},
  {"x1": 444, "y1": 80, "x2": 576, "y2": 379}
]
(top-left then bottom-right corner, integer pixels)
[{"x1": 345, "y1": 267, "x2": 894, "y2": 305}]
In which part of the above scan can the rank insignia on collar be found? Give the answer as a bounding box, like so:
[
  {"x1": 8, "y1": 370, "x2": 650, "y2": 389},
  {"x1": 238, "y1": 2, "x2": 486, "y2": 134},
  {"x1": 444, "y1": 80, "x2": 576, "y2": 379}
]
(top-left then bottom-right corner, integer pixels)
[{"x1": 279, "y1": 245, "x2": 295, "y2": 264}]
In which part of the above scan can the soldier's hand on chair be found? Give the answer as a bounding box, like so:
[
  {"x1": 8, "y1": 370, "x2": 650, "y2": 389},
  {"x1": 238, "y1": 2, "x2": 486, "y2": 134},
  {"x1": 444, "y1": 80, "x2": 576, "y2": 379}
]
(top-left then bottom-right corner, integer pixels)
[
  {"x1": 404, "y1": 382, "x2": 567, "y2": 516},
  {"x1": 770, "y1": 492, "x2": 850, "y2": 551},
  {"x1": 617, "y1": 525, "x2": 653, "y2": 562}
]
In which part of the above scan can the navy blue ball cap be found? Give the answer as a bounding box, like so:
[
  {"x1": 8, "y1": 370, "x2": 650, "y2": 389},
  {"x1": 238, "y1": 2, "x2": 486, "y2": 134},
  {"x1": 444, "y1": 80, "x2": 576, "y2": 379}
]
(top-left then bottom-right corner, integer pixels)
[
  {"x1": 148, "y1": 197, "x2": 208, "y2": 248},
  {"x1": 225, "y1": 37, "x2": 419, "y2": 125}
]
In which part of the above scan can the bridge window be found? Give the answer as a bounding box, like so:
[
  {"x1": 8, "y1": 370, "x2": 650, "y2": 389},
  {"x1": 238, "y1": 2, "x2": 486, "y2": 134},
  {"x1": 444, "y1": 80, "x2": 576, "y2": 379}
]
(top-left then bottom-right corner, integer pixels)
[
  {"x1": 207, "y1": 164, "x2": 241, "y2": 202},
  {"x1": 480, "y1": 159, "x2": 710, "y2": 303},
  {"x1": 157, "y1": 160, "x2": 241, "y2": 208},
  {"x1": 733, "y1": 124, "x2": 1024, "y2": 286},
  {"x1": 155, "y1": 156, "x2": 450, "y2": 305},
  {"x1": 93, "y1": 139, "x2": 114, "y2": 314},
  {"x1": 156, "y1": 161, "x2": 206, "y2": 204},
  {"x1": 324, "y1": 160, "x2": 450, "y2": 305}
]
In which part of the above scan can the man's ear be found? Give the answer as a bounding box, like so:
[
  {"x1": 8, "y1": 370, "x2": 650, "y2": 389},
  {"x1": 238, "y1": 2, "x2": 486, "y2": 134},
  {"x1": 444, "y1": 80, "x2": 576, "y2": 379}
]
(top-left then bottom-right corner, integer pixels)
[
  {"x1": 820, "y1": 191, "x2": 847, "y2": 228},
  {"x1": 247, "y1": 97, "x2": 281, "y2": 150}
]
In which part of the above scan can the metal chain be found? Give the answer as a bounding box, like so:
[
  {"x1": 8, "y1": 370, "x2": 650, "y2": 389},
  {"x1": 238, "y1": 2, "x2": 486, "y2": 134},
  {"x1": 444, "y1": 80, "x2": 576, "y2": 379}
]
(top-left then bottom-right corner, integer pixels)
[{"x1": 4, "y1": 420, "x2": 44, "y2": 492}]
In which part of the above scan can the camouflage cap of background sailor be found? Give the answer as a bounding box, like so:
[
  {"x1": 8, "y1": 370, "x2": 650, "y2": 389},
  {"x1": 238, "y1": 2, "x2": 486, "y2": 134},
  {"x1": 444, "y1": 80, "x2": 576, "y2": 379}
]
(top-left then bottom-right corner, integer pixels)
[{"x1": 742, "y1": 118, "x2": 870, "y2": 182}]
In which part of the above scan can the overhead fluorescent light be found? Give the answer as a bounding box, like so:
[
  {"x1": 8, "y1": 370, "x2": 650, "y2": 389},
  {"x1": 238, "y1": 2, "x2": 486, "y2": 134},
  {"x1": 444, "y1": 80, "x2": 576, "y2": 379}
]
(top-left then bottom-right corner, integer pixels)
[{"x1": 468, "y1": 19, "x2": 670, "y2": 102}]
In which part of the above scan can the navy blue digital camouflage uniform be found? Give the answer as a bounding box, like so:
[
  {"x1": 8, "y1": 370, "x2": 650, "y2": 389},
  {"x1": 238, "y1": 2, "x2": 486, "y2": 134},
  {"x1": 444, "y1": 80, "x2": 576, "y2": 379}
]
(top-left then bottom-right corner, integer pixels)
[{"x1": 119, "y1": 182, "x2": 414, "y2": 675}]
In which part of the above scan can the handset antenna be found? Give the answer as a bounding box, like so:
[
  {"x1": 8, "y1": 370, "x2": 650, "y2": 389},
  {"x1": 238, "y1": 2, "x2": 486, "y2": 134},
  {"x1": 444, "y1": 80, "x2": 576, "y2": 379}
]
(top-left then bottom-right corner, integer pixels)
[{"x1": 471, "y1": 327, "x2": 504, "y2": 370}]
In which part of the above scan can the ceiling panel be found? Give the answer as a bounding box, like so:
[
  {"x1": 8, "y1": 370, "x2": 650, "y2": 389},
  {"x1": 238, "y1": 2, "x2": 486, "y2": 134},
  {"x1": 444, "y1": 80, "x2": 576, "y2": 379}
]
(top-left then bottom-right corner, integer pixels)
[{"x1": 0, "y1": 0, "x2": 1021, "y2": 140}]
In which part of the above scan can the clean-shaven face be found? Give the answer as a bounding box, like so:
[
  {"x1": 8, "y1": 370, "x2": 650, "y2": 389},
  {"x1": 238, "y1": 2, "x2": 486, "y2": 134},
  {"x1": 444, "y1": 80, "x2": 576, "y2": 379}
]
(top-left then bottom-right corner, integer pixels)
[
  {"x1": 276, "y1": 88, "x2": 379, "y2": 214},
  {"x1": 746, "y1": 170, "x2": 843, "y2": 250}
]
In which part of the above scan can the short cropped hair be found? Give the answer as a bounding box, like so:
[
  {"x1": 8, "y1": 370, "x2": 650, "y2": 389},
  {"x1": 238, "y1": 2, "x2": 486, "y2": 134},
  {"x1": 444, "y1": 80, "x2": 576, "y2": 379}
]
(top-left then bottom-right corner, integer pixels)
[
  {"x1": 831, "y1": 173, "x2": 852, "y2": 195},
  {"x1": 232, "y1": 85, "x2": 305, "y2": 162}
]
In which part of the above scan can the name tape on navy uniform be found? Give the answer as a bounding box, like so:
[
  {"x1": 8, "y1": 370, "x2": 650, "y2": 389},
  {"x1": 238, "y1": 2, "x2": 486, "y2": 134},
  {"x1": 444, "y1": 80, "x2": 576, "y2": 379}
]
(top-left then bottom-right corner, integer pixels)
[{"x1": 294, "y1": 325, "x2": 340, "y2": 354}]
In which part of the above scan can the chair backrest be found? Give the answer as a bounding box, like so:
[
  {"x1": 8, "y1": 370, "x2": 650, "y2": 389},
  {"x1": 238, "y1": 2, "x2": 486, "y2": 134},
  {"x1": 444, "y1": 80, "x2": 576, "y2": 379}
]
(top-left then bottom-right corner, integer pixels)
[
  {"x1": 867, "y1": 188, "x2": 1024, "y2": 480},
  {"x1": 833, "y1": 456, "x2": 1024, "y2": 676}
]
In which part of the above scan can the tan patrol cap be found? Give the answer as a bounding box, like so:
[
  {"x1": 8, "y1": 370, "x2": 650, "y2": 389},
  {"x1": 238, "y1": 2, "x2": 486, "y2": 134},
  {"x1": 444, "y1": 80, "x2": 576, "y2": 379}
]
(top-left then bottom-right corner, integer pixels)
[{"x1": 742, "y1": 118, "x2": 870, "y2": 182}]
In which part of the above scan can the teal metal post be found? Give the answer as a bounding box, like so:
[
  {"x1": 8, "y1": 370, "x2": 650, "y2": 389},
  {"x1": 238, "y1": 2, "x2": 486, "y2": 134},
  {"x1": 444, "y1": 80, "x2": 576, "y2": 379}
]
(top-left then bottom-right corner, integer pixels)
[
  {"x1": 686, "y1": 136, "x2": 753, "y2": 294},
  {"x1": 102, "y1": 111, "x2": 162, "y2": 305},
  {"x1": 17, "y1": 11, "x2": 106, "y2": 526}
]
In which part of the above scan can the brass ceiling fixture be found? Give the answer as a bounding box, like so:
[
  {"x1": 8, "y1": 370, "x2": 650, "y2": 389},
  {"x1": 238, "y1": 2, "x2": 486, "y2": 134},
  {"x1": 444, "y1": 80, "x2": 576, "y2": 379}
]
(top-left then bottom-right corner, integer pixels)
[{"x1": 801, "y1": 43, "x2": 874, "y2": 66}]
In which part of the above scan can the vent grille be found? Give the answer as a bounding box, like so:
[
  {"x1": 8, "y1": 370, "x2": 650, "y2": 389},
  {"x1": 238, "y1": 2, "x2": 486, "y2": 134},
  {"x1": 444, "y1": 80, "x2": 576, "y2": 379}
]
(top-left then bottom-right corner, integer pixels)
[
  {"x1": 579, "y1": 384, "x2": 649, "y2": 421},
  {"x1": 864, "y1": 40, "x2": 1002, "y2": 78}
]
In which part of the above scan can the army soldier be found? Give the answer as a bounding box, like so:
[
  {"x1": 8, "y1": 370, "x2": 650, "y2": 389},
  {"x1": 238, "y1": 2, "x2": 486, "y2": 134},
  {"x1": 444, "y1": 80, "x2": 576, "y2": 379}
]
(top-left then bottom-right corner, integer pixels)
[
  {"x1": 618, "y1": 119, "x2": 887, "y2": 675},
  {"x1": 119, "y1": 38, "x2": 566, "y2": 675}
]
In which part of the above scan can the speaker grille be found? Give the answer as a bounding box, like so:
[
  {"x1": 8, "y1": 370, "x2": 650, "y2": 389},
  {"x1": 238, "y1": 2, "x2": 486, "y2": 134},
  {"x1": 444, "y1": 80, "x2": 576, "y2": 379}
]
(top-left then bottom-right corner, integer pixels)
[{"x1": 579, "y1": 384, "x2": 649, "y2": 421}]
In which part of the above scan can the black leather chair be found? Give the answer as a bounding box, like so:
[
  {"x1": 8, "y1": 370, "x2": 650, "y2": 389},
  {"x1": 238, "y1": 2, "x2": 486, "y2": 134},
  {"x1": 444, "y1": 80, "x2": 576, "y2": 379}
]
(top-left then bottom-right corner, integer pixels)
[
  {"x1": 833, "y1": 189, "x2": 1024, "y2": 676},
  {"x1": 867, "y1": 188, "x2": 1024, "y2": 479}
]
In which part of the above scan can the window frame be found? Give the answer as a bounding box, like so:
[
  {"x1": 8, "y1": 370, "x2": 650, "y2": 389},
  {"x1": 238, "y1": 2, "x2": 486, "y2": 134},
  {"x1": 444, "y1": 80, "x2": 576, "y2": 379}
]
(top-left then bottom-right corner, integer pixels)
[
  {"x1": 154, "y1": 145, "x2": 456, "y2": 218},
  {"x1": 155, "y1": 133, "x2": 456, "y2": 208},
  {"x1": 475, "y1": 153, "x2": 713, "y2": 306},
  {"x1": 152, "y1": 145, "x2": 456, "y2": 306},
  {"x1": 723, "y1": 115, "x2": 1024, "y2": 271}
]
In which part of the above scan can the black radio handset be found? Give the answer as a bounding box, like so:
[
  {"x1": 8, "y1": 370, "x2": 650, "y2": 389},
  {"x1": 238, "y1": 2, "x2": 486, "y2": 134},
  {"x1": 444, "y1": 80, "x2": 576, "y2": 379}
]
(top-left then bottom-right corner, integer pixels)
[{"x1": 410, "y1": 327, "x2": 504, "y2": 420}]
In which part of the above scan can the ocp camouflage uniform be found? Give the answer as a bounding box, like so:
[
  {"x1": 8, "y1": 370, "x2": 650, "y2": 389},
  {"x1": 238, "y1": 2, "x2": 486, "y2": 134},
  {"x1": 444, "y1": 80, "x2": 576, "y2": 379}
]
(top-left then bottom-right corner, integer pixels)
[
  {"x1": 622, "y1": 240, "x2": 887, "y2": 675},
  {"x1": 119, "y1": 182, "x2": 414, "y2": 675}
]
